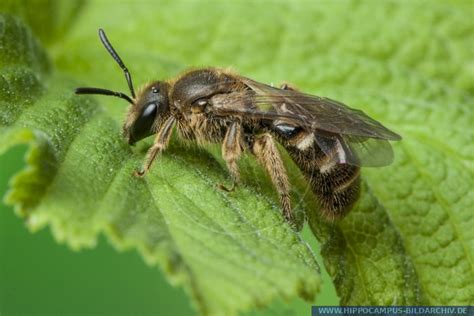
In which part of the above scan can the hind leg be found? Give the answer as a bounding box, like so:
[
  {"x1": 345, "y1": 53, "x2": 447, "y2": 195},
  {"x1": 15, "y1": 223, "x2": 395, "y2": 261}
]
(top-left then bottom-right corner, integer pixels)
[{"x1": 251, "y1": 133, "x2": 293, "y2": 223}]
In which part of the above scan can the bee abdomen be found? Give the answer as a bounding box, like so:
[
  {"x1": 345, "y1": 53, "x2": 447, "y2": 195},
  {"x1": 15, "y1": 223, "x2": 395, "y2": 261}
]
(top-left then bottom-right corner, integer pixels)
[
  {"x1": 277, "y1": 130, "x2": 360, "y2": 220},
  {"x1": 310, "y1": 161, "x2": 360, "y2": 220}
]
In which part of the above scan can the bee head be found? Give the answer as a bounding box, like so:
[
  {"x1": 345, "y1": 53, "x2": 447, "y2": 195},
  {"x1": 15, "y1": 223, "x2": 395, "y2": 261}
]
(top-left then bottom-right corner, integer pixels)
[
  {"x1": 123, "y1": 81, "x2": 170, "y2": 145},
  {"x1": 75, "y1": 28, "x2": 170, "y2": 145}
]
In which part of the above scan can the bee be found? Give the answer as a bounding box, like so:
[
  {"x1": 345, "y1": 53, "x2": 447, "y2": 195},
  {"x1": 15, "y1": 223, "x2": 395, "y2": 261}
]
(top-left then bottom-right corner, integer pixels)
[{"x1": 75, "y1": 29, "x2": 401, "y2": 223}]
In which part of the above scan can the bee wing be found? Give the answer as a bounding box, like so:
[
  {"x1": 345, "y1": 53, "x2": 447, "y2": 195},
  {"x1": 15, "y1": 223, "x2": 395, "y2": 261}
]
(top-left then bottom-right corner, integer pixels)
[
  {"x1": 207, "y1": 77, "x2": 401, "y2": 167},
  {"x1": 240, "y1": 77, "x2": 401, "y2": 141},
  {"x1": 313, "y1": 133, "x2": 395, "y2": 167}
]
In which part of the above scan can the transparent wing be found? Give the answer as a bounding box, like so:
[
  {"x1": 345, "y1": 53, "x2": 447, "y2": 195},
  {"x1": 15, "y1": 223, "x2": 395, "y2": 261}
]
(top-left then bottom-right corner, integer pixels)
[
  {"x1": 314, "y1": 133, "x2": 395, "y2": 167},
  {"x1": 206, "y1": 77, "x2": 401, "y2": 167},
  {"x1": 240, "y1": 77, "x2": 401, "y2": 141}
]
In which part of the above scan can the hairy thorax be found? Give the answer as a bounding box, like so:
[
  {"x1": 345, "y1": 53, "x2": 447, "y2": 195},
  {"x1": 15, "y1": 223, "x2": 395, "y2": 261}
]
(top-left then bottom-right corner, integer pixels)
[
  {"x1": 176, "y1": 112, "x2": 231, "y2": 145},
  {"x1": 170, "y1": 68, "x2": 248, "y2": 145}
]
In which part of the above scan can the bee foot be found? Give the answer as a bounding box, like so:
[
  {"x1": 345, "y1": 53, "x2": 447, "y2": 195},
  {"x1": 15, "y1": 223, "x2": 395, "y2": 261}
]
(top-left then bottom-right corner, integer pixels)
[
  {"x1": 217, "y1": 183, "x2": 236, "y2": 192},
  {"x1": 133, "y1": 169, "x2": 146, "y2": 177},
  {"x1": 283, "y1": 211, "x2": 294, "y2": 225}
]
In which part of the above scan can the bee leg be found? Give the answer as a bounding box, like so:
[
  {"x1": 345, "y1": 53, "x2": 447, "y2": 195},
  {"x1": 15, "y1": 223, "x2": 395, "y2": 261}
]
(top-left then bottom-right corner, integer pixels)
[
  {"x1": 251, "y1": 133, "x2": 293, "y2": 223},
  {"x1": 134, "y1": 117, "x2": 175, "y2": 177},
  {"x1": 218, "y1": 122, "x2": 242, "y2": 192}
]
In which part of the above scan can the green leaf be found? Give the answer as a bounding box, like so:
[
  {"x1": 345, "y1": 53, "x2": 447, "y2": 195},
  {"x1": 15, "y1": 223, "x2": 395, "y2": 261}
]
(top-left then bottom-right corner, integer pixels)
[
  {"x1": 0, "y1": 0, "x2": 86, "y2": 45},
  {"x1": 1, "y1": 0, "x2": 473, "y2": 314},
  {"x1": 0, "y1": 13, "x2": 320, "y2": 316}
]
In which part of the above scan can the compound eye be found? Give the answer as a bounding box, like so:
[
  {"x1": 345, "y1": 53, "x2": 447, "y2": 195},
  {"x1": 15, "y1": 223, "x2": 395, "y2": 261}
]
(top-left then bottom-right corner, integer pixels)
[
  {"x1": 142, "y1": 102, "x2": 157, "y2": 118},
  {"x1": 130, "y1": 102, "x2": 158, "y2": 143}
]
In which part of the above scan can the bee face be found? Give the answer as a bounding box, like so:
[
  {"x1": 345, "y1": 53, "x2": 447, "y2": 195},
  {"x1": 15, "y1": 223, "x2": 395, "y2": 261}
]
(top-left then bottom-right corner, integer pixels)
[{"x1": 124, "y1": 81, "x2": 170, "y2": 145}]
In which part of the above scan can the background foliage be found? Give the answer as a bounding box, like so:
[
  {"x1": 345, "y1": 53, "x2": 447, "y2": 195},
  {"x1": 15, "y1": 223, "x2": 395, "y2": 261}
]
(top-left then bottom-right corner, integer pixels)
[{"x1": 1, "y1": 0, "x2": 473, "y2": 315}]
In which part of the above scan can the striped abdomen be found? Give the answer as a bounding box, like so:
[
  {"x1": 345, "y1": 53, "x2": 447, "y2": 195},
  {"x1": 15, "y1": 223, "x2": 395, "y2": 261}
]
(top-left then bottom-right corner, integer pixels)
[{"x1": 272, "y1": 125, "x2": 360, "y2": 220}]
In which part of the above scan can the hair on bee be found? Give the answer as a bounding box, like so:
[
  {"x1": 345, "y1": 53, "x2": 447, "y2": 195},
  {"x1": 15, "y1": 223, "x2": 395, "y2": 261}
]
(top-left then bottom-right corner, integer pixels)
[{"x1": 75, "y1": 29, "x2": 401, "y2": 225}]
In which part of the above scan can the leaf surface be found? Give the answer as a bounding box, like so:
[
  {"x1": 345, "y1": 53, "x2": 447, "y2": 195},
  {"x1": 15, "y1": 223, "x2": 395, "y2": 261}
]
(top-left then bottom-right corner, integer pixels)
[{"x1": 0, "y1": 13, "x2": 320, "y2": 316}]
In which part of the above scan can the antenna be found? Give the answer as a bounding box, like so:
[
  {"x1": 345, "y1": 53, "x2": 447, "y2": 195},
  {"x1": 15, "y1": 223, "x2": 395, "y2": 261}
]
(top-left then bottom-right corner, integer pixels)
[
  {"x1": 75, "y1": 87, "x2": 134, "y2": 104},
  {"x1": 98, "y1": 28, "x2": 136, "y2": 98}
]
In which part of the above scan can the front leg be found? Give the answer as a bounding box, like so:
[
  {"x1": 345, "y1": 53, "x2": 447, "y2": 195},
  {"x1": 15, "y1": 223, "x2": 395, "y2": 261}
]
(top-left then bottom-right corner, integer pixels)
[
  {"x1": 219, "y1": 121, "x2": 243, "y2": 192},
  {"x1": 134, "y1": 117, "x2": 175, "y2": 177},
  {"x1": 251, "y1": 133, "x2": 293, "y2": 223}
]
